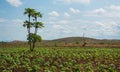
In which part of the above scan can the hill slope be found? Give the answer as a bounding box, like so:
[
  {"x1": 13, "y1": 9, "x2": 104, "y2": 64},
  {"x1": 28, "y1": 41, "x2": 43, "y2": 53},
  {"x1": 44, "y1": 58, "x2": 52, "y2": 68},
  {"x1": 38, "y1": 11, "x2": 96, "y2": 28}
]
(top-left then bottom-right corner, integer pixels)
[{"x1": 50, "y1": 37, "x2": 120, "y2": 44}]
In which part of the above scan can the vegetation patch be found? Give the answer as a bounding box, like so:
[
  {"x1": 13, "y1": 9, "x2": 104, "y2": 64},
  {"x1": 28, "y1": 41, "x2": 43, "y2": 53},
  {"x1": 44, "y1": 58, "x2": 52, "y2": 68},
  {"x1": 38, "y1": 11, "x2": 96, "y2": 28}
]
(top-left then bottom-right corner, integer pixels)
[{"x1": 0, "y1": 47, "x2": 120, "y2": 72}]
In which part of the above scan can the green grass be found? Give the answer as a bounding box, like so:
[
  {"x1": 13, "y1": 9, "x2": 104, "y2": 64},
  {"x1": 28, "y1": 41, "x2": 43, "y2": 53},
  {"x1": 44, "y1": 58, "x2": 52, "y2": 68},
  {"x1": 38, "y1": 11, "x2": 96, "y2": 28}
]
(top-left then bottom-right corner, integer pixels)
[{"x1": 0, "y1": 47, "x2": 120, "y2": 72}]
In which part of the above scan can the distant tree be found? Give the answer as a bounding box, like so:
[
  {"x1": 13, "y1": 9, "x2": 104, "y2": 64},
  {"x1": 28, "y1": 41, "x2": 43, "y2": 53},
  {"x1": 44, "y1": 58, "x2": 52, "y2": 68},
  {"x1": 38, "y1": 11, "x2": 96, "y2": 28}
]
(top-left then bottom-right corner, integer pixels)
[
  {"x1": 65, "y1": 42, "x2": 67, "y2": 45},
  {"x1": 1, "y1": 41, "x2": 6, "y2": 48},
  {"x1": 54, "y1": 42, "x2": 57, "y2": 47},
  {"x1": 76, "y1": 41, "x2": 79, "y2": 44},
  {"x1": 23, "y1": 8, "x2": 44, "y2": 51},
  {"x1": 82, "y1": 42, "x2": 87, "y2": 47},
  {"x1": 82, "y1": 33, "x2": 87, "y2": 47}
]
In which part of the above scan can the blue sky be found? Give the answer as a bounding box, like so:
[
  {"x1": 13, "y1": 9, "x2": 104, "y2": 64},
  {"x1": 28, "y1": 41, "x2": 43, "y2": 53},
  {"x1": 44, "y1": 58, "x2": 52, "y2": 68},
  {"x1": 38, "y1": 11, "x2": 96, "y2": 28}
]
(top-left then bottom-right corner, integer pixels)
[{"x1": 0, "y1": 0, "x2": 120, "y2": 41}]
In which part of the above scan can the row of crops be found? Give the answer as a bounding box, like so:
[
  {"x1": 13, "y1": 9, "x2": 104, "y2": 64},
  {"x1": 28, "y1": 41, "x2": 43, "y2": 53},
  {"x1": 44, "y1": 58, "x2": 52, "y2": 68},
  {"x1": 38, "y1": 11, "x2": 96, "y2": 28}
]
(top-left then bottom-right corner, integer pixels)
[{"x1": 0, "y1": 47, "x2": 120, "y2": 72}]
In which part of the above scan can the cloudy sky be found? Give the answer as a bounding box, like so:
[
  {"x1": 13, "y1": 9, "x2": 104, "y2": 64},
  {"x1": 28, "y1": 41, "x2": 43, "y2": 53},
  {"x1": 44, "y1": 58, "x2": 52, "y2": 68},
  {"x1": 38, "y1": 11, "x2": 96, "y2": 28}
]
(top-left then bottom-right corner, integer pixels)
[{"x1": 0, "y1": 0, "x2": 120, "y2": 41}]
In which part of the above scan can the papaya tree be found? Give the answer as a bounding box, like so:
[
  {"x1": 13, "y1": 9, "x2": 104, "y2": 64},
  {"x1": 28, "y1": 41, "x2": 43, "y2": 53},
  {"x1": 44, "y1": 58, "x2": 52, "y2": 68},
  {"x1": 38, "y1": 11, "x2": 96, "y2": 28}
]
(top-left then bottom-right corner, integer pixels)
[
  {"x1": 23, "y1": 8, "x2": 44, "y2": 51},
  {"x1": 32, "y1": 11, "x2": 44, "y2": 50},
  {"x1": 24, "y1": 8, "x2": 35, "y2": 51}
]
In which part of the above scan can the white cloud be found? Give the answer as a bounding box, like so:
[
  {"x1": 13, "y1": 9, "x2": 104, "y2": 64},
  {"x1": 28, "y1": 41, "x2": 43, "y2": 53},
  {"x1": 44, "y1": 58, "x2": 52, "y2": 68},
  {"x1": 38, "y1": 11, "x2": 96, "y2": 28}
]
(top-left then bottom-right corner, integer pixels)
[
  {"x1": 53, "y1": 25, "x2": 63, "y2": 29},
  {"x1": 42, "y1": 5, "x2": 120, "y2": 39},
  {"x1": 59, "y1": 20, "x2": 69, "y2": 24},
  {"x1": 11, "y1": 19, "x2": 23, "y2": 27},
  {"x1": 76, "y1": 0, "x2": 90, "y2": 4},
  {"x1": 110, "y1": 5, "x2": 120, "y2": 11},
  {"x1": 0, "y1": 19, "x2": 26, "y2": 41},
  {"x1": 107, "y1": 13, "x2": 120, "y2": 18},
  {"x1": 84, "y1": 8, "x2": 106, "y2": 17},
  {"x1": 6, "y1": 0, "x2": 22, "y2": 7},
  {"x1": 0, "y1": 18, "x2": 23, "y2": 24},
  {"x1": 53, "y1": 24, "x2": 72, "y2": 34},
  {"x1": 0, "y1": 18, "x2": 7, "y2": 23},
  {"x1": 55, "y1": 0, "x2": 90, "y2": 4},
  {"x1": 105, "y1": 5, "x2": 120, "y2": 18},
  {"x1": 45, "y1": 19, "x2": 73, "y2": 35},
  {"x1": 49, "y1": 11, "x2": 60, "y2": 17},
  {"x1": 92, "y1": 8, "x2": 106, "y2": 14},
  {"x1": 64, "y1": 12, "x2": 70, "y2": 16},
  {"x1": 70, "y1": 8, "x2": 80, "y2": 14},
  {"x1": 45, "y1": 15, "x2": 120, "y2": 39},
  {"x1": 94, "y1": 21, "x2": 119, "y2": 36},
  {"x1": 84, "y1": 6, "x2": 120, "y2": 18},
  {"x1": 0, "y1": 19, "x2": 23, "y2": 27}
]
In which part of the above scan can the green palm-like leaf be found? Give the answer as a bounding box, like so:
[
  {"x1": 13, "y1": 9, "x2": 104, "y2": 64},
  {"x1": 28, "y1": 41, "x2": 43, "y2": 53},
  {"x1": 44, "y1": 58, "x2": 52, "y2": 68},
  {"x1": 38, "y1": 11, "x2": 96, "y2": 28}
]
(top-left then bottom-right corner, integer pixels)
[
  {"x1": 27, "y1": 33, "x2": 42, "y2": 42},
  {"x1": 33, "y1": 22, "x2": 44, "y2": 28},
  {"x1": 24, "y1": 8, "x2": 35, "y2": 17},
  {"x1": 23, "y1": 20, "x2": 33, "y2": 28},
  {"x1": 32, "y1": 12, "x2": 42, "y2": 19}
]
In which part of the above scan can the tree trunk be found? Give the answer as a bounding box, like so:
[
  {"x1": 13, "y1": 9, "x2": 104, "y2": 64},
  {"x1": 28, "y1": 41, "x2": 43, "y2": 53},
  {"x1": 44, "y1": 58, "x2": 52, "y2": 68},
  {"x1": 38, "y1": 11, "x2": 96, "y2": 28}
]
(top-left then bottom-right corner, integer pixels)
[
  {"x1": 32, "y1": 17, "x2": 37, "y2": 51},
  {"x1": 34, "y1": 17, "x2": 37, "y2": 34},
  {"x1": 32, "y1": 41, "x2": 35, "y2": 51},
  {"x1": 35, "y1": 27, "x2": 38, "y2": 34},
  {"x1": 32, "y1": 27, "x2": 38, "y2": 51},
  {"x1": 28, "y1": 15, "x2": 32, "y2": 51}
]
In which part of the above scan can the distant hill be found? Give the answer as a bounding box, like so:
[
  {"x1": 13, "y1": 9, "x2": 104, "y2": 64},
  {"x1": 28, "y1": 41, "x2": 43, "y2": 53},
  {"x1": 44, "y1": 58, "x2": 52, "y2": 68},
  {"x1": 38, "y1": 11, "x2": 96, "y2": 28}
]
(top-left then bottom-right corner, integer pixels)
[
  {"x1": 50, "y1": 37, "x2": 120, "y2": 44},
  {"x1": 0, "y1": 37, "x2": 120, "y2": 48},
  {"x1": 1, "y1": 37, "x2": 120, "y2": 43},
  {"x1": 51, "y1": 37, "x2": 95, "y2": 43}
]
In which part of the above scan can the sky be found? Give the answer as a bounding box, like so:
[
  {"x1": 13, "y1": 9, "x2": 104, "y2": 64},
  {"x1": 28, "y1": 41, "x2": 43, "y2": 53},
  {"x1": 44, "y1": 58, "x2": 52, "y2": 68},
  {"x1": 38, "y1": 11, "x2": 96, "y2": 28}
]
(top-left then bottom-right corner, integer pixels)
[{"x1": 0, "y1": 0, "x2": 120, "y2": 41}]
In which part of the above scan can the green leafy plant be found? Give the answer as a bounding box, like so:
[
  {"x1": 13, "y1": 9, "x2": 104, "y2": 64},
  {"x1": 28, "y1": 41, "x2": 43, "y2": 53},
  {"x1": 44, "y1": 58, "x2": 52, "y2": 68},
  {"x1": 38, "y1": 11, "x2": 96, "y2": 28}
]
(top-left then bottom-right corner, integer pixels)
[{"x1": 23, "y1": 8, "x2": 44, "y2": 51}]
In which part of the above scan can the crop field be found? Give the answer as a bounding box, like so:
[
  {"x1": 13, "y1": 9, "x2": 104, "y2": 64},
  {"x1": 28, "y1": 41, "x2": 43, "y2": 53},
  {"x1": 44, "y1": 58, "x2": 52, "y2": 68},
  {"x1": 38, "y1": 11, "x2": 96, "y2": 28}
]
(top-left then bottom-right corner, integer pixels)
[{"x1": 0, "y1": 47, "x2": 120, "y2": 72}]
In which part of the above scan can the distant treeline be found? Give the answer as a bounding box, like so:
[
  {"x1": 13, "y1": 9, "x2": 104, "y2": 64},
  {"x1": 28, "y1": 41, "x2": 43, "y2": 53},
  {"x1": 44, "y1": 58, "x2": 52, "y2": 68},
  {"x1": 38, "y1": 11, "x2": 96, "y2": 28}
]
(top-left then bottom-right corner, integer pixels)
[{"x1": 0, "y1": 37, "x2": 120, "y2": 48}]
